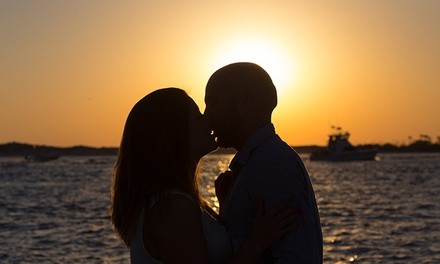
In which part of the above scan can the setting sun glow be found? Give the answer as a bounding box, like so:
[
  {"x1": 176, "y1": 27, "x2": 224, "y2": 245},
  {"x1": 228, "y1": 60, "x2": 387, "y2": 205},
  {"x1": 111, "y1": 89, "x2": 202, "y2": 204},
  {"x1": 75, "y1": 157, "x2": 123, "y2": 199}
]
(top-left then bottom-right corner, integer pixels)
[
  {"x1": 212, "y1": 38, "x2": 298, "y2": 94},
  {"x1": 1, "y1": 1, "x2": 439, "y2": 147}
]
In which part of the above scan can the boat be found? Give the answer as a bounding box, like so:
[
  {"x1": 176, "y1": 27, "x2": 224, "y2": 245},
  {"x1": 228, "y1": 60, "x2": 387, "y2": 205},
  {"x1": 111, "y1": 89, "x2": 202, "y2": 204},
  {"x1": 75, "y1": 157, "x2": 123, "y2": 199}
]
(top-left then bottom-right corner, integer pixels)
[
  {"x1": 24, "y1": 154, "x2": 59, "y2": 162},
  {"x1": 310, "y1": 127, "x2": 377, "y2": 162}
]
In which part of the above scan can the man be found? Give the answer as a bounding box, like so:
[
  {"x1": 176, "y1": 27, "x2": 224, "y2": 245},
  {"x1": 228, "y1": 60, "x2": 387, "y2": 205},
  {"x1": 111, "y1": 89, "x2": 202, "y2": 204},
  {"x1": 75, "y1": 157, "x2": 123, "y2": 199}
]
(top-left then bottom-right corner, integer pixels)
[{"x1": 204, "y1": 62, "x2": 323, "y2": 263}]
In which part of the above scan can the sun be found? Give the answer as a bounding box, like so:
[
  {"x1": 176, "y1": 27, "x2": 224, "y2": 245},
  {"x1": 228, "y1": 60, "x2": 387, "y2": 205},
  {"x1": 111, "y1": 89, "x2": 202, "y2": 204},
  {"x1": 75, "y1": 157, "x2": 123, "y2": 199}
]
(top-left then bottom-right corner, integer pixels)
[{"x1": 211, "y1": 38, "x2": 298, "y2": 93}]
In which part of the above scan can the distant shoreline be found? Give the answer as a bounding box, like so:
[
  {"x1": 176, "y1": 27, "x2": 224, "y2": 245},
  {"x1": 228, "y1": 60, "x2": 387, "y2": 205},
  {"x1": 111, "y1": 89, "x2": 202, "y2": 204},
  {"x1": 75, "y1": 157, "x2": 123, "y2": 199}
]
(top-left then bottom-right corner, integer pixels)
[{"x1": 1, "y1": 142, "x2": 439, "y2": 157}]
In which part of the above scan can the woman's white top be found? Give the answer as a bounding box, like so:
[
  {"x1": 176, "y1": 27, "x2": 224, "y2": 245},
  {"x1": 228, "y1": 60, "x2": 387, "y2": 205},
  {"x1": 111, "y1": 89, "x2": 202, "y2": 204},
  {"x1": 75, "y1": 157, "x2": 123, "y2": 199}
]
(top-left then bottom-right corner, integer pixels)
[{"x1": 130, "y1": 191, "x2": 233, "y2": 264}]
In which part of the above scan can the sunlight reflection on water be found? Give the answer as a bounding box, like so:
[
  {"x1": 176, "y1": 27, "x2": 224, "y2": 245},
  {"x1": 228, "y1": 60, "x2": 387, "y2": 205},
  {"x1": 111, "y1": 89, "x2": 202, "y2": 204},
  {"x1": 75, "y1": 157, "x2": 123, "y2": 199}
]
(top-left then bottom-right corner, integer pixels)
[{"x1": 1, "y1": 153, "x2": 439, "y2": 263}]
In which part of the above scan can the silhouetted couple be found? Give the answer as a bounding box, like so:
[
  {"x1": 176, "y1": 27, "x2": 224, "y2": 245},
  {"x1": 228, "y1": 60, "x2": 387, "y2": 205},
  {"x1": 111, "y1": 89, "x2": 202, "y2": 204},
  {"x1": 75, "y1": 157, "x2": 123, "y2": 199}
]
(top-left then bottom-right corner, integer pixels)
[{"x1": 111, "y1": 62, "x2": 323, "y2": 263}]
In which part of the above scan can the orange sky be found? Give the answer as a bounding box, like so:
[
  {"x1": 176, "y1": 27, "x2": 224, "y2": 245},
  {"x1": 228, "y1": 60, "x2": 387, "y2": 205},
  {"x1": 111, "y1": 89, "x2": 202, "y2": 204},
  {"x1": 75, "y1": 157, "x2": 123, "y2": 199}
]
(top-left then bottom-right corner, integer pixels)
[{"x1": 1, "y1": 1, "x2": 439, "y2": 147}]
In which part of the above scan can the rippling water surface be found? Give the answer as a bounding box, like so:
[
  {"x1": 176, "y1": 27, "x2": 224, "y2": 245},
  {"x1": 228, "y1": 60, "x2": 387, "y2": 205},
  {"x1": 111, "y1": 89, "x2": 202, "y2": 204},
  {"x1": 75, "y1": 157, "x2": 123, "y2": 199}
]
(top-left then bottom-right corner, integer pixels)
[{"x1": 1, "y1": 153, "x2": 439, "y2": 263}]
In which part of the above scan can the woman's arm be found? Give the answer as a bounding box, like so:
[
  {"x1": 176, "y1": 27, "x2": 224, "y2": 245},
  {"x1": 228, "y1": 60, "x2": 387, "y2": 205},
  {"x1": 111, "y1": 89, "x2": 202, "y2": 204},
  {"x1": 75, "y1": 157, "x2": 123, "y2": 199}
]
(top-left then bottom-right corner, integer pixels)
[
  {"x1": 228, "y1": 198, "x2": 301, "y2": 264},
  {"x1": 149, "y1": 195, "x2": 299, "y2": 264}
]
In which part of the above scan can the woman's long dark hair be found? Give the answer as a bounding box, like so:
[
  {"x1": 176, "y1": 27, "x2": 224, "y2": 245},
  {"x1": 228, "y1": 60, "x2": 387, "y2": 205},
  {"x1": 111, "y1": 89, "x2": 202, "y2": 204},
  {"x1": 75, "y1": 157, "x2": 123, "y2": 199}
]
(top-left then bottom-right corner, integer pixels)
[{"x1": 110, "y1": 88, "x2": 202, "y2": 246}]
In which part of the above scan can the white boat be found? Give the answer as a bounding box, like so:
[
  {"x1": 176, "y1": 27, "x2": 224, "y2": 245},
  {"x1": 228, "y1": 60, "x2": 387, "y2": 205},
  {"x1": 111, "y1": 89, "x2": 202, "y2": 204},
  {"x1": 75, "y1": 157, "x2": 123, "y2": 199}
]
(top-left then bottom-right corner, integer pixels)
[{"x1": 310, "y1": 127, "x2": 377, "y2": 162}]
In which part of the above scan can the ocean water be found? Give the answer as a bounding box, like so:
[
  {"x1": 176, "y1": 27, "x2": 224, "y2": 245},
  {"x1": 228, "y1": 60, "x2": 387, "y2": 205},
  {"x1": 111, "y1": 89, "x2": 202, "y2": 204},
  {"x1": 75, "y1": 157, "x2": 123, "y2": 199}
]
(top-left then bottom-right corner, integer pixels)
[{"x1": 1, "y1": 153, "x2": 439, "y2": 263}]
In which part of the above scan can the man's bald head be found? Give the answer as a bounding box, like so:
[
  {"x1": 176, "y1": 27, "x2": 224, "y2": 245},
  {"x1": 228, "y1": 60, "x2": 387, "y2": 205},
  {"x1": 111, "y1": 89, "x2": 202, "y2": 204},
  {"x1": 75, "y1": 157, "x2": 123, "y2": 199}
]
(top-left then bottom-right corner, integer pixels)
[{"x1": 206, "y1": 62, "x2": 277, "y2": 116}]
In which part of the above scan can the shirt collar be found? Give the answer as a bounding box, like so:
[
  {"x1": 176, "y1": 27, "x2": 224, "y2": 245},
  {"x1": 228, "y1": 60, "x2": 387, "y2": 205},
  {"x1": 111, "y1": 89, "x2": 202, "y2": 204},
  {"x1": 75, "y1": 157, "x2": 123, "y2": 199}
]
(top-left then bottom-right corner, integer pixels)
[{"x1": 229, "y1": 123, "x2": 275, "y2": 172}]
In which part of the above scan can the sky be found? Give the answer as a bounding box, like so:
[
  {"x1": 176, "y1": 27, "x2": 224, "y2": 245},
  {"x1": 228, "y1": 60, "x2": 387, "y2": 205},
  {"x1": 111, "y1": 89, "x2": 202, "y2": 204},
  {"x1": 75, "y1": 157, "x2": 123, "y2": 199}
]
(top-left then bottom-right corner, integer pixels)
[{"x1": 1, "y1": 0, "x2": 439, "y2": 147}]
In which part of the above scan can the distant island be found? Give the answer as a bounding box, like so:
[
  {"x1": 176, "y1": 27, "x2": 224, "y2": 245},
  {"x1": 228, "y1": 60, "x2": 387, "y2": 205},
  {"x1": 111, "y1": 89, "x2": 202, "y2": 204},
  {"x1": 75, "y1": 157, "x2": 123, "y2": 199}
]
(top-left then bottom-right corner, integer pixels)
[
  {"x1": 1, "y1": 138, "x2": 439, "y2": 157},
  {"x1": 0, "y1": 142, "x2": 118, "y2": 157}
]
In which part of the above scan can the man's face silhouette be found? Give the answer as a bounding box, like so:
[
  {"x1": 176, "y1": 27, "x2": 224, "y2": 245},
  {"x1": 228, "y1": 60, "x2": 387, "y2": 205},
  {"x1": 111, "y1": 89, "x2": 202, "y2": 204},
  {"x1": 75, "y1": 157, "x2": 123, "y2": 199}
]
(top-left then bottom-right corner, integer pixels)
[{"x1": 204, "y1": 84, "x2": 240, "y2": 149}]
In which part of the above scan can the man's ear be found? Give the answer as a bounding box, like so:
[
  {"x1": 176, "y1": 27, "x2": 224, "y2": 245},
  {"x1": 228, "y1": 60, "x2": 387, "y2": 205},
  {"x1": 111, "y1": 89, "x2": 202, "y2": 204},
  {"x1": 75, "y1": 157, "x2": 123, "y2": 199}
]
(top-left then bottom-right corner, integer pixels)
[{"x1": 239, "y1": 91, "x2": 251, "y2": 113}]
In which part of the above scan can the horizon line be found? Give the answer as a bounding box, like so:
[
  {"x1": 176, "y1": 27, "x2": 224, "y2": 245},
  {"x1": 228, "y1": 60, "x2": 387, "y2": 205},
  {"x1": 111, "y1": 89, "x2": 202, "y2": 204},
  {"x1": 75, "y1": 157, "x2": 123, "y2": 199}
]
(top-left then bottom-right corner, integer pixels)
[{"x1": 1, "y1": 140, "x2": 436, "y2": 149}]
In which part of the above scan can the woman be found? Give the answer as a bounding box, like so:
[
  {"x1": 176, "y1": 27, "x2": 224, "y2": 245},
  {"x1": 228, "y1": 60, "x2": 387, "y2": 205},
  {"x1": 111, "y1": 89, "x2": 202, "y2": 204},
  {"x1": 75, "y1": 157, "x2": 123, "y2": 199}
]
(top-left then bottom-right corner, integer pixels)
[{"x1": 111, "y1": 88, "x2": 299, "y2": 263}]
